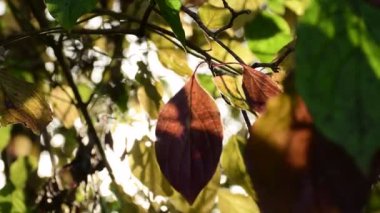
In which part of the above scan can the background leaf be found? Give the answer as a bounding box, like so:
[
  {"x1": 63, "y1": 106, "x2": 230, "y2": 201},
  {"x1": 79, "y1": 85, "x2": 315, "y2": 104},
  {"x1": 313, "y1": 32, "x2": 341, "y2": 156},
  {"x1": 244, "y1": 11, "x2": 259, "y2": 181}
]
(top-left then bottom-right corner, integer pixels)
[
  {"x1": 10, "y1": 157, "x2": 28, "y2": 189},
  {"x1": 155, "y1": 0, "x2": 186, "y2": 44},
  {"x1": 221, "y1": 135, "x2": 255, "y2": 198},
  {"x1": 295, "y1": 0, "x2": 380, "y2": 172},
  {"x1": 245, "y1": 11, "x2": 292, "y2": 62},
  {"x1": 46, "y1": 0, "x2": 97, "y2": 29},
  {"x1": 218, "y1": 189, "x2": 259, "y2": 213}
]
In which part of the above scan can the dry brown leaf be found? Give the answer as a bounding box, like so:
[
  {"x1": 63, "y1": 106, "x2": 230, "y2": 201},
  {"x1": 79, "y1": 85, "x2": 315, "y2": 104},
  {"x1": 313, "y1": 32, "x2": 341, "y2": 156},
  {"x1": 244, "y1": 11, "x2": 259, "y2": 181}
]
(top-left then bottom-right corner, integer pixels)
[
  {"x1": 0, "y1": 71, "x2": 52, "y2": 134},
  {"x1": 242, "y1": 65, "x2": 282, "y2": 113}
]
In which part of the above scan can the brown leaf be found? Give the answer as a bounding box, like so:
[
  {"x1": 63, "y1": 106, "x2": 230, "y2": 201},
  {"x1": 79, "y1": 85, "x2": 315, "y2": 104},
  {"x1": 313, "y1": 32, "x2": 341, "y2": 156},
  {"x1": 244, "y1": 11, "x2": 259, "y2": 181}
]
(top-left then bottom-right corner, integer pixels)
[
  {"x1": 155, "y1": 75, "x2": 223, "y2": 204},
  {"x1": 0, "y1": 71, "x2": 52, "y2": 134},
  {"x1": 242, "y1": 65, "x2": 281, "y2": 113}
]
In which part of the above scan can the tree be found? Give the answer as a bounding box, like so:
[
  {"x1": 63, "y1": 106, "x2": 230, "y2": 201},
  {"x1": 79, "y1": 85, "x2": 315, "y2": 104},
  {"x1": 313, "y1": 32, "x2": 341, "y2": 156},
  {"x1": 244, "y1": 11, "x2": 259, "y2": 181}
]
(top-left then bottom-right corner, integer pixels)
[{"x1": 0, "y1": 0, "x2": 379, "y2": 212}]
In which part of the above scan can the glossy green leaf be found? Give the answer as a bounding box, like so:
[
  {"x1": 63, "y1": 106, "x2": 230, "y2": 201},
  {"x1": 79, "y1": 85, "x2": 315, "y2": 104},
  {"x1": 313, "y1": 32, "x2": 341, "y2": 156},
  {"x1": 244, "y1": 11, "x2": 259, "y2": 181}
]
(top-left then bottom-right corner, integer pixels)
[
  {"x1": 245, "y1": 11, "x2": 292, "y2": 62},
  {"x1": 46, "y1": 0, "x2": 97, "y2": 28},
  {"x1": 155, "y1": 0, "x2": 186, "y2": 44},
  {"x1": 10, "y1": 157, "x2": 27, "y2": 189},
  {"x1": 221, "y1": 135, "x2": 255, "y2": 198},
  {"x1": 218, "y1": 189, "x2": 259, "y2": 213},
  {"x1": 295, "y1": 0, "x2": 380, "y2": 172}
]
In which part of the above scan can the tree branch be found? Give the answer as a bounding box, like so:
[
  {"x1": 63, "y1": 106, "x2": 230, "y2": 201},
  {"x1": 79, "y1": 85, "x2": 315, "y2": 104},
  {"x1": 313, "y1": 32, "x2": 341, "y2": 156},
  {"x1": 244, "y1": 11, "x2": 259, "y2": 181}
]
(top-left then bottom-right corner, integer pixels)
[{"x1": 181, "y1": 6, "x2": 245, "y2": 64}]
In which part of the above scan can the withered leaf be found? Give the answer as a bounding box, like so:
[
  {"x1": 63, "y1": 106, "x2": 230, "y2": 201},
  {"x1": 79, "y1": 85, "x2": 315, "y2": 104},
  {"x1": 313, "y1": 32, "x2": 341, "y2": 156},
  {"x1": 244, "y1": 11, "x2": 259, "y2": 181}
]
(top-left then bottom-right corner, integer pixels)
[
  {"x1": 155, "y1": 75, "x2": 223, "y2": 204},
  {"x1": 0, "y1": 71, "x2": 52, "y2": 134},
  {"x1": 242, "y1": 65, "x2": 281, "y2": 113}
]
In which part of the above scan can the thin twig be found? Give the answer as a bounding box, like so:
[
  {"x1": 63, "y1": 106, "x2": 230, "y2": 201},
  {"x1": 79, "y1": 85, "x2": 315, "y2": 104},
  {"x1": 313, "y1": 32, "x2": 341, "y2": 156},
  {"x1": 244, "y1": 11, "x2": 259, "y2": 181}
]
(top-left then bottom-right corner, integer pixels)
[
  {"x1": 138, "y1": 0, "x2": 156, "y2": 36},
  {"x1": 213, "y1": 0, "x2": 251, "y2": 36},
  {"x1": 251, "y1": 45, "x2": 295, "y2": 72},
  {"x1": 181, "y1": 6, "x2": 245, "y2": 64}
]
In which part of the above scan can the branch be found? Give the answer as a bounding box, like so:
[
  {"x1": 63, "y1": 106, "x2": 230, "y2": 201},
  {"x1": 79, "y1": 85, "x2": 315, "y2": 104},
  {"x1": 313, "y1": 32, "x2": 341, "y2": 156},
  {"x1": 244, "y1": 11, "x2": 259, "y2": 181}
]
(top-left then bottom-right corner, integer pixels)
[
  {"x1": 251, "y1": 44, "x2": 295, "y2": 72},
  {"x1": 138, "y1": 0, "x2": 156, "y2": 36},
  {"x1": 181, "y1": 6, "x2": 245, "y2": 64},
  {"x1": 213, "y1": 0, "x2": 251, "y2": 36}
]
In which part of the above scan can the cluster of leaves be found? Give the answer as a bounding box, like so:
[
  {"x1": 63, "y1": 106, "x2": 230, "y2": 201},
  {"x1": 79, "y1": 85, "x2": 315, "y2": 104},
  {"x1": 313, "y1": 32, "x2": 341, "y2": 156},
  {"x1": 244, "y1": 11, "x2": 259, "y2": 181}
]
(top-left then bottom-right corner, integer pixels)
[{"x1": 0, "y1": 0, "x2": 379, "y2": 212}]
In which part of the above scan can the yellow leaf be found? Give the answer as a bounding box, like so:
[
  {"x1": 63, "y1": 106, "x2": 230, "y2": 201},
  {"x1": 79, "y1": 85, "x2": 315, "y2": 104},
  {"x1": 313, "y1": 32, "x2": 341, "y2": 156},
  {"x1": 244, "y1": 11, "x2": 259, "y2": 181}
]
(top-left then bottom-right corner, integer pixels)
[
  {"x1": 0, "y1": 71, "x2": 52, "y2": 134},
  {"x1": 157, "y1": 48, "x2": 193, "y2": 76},
  {"x1": 214, "y1": 74, "x2": 249, "y2": 110},
  {"x1": 203, "y1": 37, "x2": 256, "y2": 64},
  {"x1": 199, "y1": 3, "x2": 231, "y2": 30},
  {"x1": 50, "y1": 86, "x2": 79, "y2": 128}
]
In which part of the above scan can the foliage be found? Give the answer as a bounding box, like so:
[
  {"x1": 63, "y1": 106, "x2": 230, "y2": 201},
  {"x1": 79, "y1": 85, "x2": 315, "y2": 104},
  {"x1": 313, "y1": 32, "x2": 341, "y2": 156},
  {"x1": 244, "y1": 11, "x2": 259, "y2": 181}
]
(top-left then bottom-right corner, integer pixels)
[{"x1": 0, "y1": 0, "x2": 379, "y2": 212}]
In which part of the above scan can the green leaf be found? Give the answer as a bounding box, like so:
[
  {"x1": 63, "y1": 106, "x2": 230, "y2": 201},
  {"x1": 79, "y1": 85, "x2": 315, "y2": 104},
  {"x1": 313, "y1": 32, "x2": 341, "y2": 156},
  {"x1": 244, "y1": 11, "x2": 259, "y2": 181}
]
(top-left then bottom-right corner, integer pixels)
[
  {"x1": 197, "y1": 74, "x2": 218, "y2": 97},
  {"x1": 245, "y1": 11, "x2": 292, "y2": 62},
  {"x1": 11, "y1": 189, "x2": 26, "y2": 213},
  {"x1": 0, "y1": 126, "x2": 10, "y2": 152},
  {"x1": 295, "y1": 0, "x2": 380, "y2": 172},
  {"x1": 155, "y1": 0, "x2": 186, "y2": 44},
  {"x1": 218, "y1": 189, "x2": 259, "y2": 213},
  {"x1": 10, "y1": 157, "x2": 27, "y2": 189},
  {"x1": 77, "y1": 83, "x2": 92, "y2": 103},
  {"x1": 46, "y1": 0, "x2": 97, "y2": 28},
  {"x1": 110, "y1": 183, "x2": 145, "y2": 213},
  {"x1": 268, "y1": 0, "x2": 285, "y2": 15},
  {"x1": 129, "y1": 139, "x2": 174, "y2": 197},
  {"x1": 198, "y1": 3, "x2": 231, "y2": 30},
  {"x1": 213, "y1": 75, "x2": 249, "y2": 111},
  {"x1": 221, "y1": 135, "x2": 255, "y2": 198},
  {"x1": 168, "y1": 167, "x2": 221, "y2": 213},
  {"x1": 284, "y1": 0, "x2": 310, "y2": 16}
]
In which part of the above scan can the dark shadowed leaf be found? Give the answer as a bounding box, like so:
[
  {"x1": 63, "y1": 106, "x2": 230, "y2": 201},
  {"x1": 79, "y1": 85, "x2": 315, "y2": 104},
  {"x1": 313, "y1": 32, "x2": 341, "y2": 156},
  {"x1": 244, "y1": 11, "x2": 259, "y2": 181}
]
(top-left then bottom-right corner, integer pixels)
[
  {"x1": 155, "y1": 0, "x2": 186, "y2": 44},
  {"x1": 244, "y1": 94, "x2": 370, "y2": 212},
  {"x1": 242, "y1": 65, "x2": 281, "y2": 113},
  {"x1": 296, "y1": 0, "x2": 380, "y2": 172},
  {"x1": 46, "y1": 0, "x2": 97, "y2": 29},
  {"x1": 0, "y1": 71, "x2": 52, "y2": 134},
  {"x1": 155, "y1": 75, "x2": 223, "y2": 204}
]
